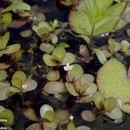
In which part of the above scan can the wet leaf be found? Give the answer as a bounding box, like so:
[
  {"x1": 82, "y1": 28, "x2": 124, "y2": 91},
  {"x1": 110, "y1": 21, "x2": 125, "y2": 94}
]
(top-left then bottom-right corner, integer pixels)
[
  {"x1": 81, "y1": 110, "x2": 96, "y2": 122},
  {"x1": 120, "y1": 40, "x2": 130, "y2": 51},
  {"x1": 57, "y1": 42, "x2": 70, "y2": 48},
  {"x1": 93, "y1": 48, "x2": 107, "y2": 64},
  {"x1": 108, "y1": 42, "x2": 121, "y2": 53},
  {"x1": 55, "y1": 109, "x2": 69, "y2": 124},
  {"x1": 8, "y1": 86, "x2": 21, "y2": 93},
  {"x1": 0, "y1": 50, "x2": 6, "y2": 57},
  {"x1": 39, "y1": 43, "x2": 54, "y2": 53},
  {"x1": 11, "y1": 78, "x2": 22, "y2": 89},
  {"x1": 25, "y1": 123, "x2": 42, "y2": 130},
  {"x1": 0, "y1": 106, "x2": 5, "y2": 113},
  {"x1": 23, "y1": 108, "x2": 38, "y2": 121},
  {"x1": 52, "y1": 47, "x2": 66, "y2": 62},
  {"x1": 47, "y1": 70, "x2": 60, "y2": 81},
  {"x1": 2, "y1": 1, "x2": 31, "y2": 13},
  {"x1": 1, "y1": 12, "x2": 12, "y2": 25},
  {"x1": 59, "y1": 0, "x2": 73, "y2": 7},
  {"x1": 43, "y1": 122, "x2": 57, "y2": 130},
  {"x1": 0, "y1": 32, "x2": 10, "y2": 49},
  {"x1": 44, "y1": 81, "x2": 65, "y2": 94},
  {"x1": 0, "y1": 70, "x2": 7, "y2": 81},
  {"x1": 40, "y1": 104, "x2": 54, "y2": 118},
  {"x1": 0, "y1": 109, "x2": 14, "y2": 126},
  {"x1": 97, "y1": 58, "x2": 130, "y2": 113},
  {"x1": 43, "y1": 54, "x2": 57, "y2": 66},
  {"x1": 65, "y1": 83, "x2": 79, "y2": 96},
  {"x1": 105, "y1": 107, "x2": 123, "y2": 120},
  {"x1": 62, "y1": 52, "x2": 75, "y2": 65},
  {"x1": 12, "y1": 71, "x2": 26, "y2": 85},
  {"x1": 5, "y1": 44, "x2": 21, "y2": 55},
  {"x1": 77, "y1": 126, "x2": 91, "y2": 130},
  {"x1": 22, "y1": 79, "x2": 37, "y2": 92},
  {"x1": 67, "y1": 122, "x2": 77, "y2": 130},
  {"x1": 0, "y1": 63, "x2": 10, "y2": 70},
  {"x1": 68, "y1": 64, "x2": 84, "y2": 82},
  {"x1": 0, "y1": 87, "x2": 10, "y2": 101},
  {"x1": 44, "y1": 110, "x2": 55, "y2": 122},
  {"x1": 80, "y1": 74, "x2": 94, "y2": 86},
  {"x1": 0, "y1": 82, "x2": 10, "y2": 88},
  {"x1": 104, "y1": 97, "x2": 116, "y2": 112},
  {"x1": 84, "y1": 83, "x2": 97, "y2": 95},
  {"x1": 93, "y1": 91, "x2": 104, "y2": 110},
  {"x1": 20, "y1": 29, "x2": 33, "y2": 38}
]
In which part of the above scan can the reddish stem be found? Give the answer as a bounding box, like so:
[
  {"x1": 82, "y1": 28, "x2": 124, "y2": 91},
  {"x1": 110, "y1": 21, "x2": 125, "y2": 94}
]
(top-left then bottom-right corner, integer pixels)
[
  {"x1": 89, "y1": 24, "x2": 95, "y2": 50},
  {"x1": 111, "y1": 1, "x2": 128, "y2": 35}
]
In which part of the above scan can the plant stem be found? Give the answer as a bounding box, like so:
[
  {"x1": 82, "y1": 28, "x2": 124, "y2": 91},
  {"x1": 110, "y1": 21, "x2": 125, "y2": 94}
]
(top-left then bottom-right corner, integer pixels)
[
  {"x1": 72, "y1": 0, "x2": 78, "y2": 5},
  {"x1": 111, "y1": 0, "x2": 128, "y2": 35},
  {"x1": 89, "y1": 24, "x2": 95, "y2": 50}
]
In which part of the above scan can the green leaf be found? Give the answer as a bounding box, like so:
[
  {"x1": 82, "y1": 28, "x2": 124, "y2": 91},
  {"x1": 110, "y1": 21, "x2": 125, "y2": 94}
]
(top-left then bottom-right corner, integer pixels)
[
  {"x1": 114, "y1": 0, "x2": 121, "y2": 4},
  {"x1": 62, "y1": 52, "x2": 75, "y2": 65},
  {"x1": 93, "y1": 0, "x2": 99, "y2": 18},
  {"x1": 0, "y1": 70, "x2": 7, "y2": 81},
  {"x1": 97, "y1": 58, "x2": 130, "y2": 113},
  {"x1": 0, "y1": 82, "x2": 10, "y2": 89},
  {"x1": 0, "y1": 50, "x2": 6, "y2": 57},
  {"x1": 2, "y1": 1, "x2": 31, "y2": 13},
  {"x1": 65, "y1": 83, "x2": 79, "y2": 96},
  {"x1": 104, "y1": 97, "x2": 116, "y2": 112},
  {"x1": 68, "y1": 64, "x2": 84, "y2": 82},
  {"x1": 93, "y1": 48, "x2": 107, "y2": 64},
  {"x1": 52, "y1": 47, "x2": 66, "y2": 62},
  {"x1": 44, "y1": 110, "x2": 55, "y2": 122},
  {"x1": 1, "y1": 12, "x2": 12, "y2": 25},
  {"x1": 5, "y1": 44, "x2": 21, "y2": 55},
  {"x1": 8, "y1": 86, "x2": 21, "y2": 93},
  {"x1": 67, "y1": 122, "x2": 77, "y2": 130},
  {"x1": 12, "y1": 71, "x2": 26, "y2": 85},
  {"x1": 0, "y1": 32, "x2": 10, "y2": 50},
  {"x1": 11, "y1": 78, "x2": 22, "y2": 89},
  {"x1": 94, "y1": 91, "x2": 104, "y2": 110},
  {"x1": 57, "y1": 43, "x2": 70, "y2": 48},
  {"x1": 43, "y1": 54, "x2": 57, "y2": 66},
  {"x1": 0, "y1": 109, "x2": 14, "y2": 126}
]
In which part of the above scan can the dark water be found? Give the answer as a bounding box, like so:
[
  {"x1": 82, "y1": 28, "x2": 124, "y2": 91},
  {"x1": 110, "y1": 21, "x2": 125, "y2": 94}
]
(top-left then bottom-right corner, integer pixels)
[{"x1": 0, "y1": 0, "x2": 130, "y2": 130}]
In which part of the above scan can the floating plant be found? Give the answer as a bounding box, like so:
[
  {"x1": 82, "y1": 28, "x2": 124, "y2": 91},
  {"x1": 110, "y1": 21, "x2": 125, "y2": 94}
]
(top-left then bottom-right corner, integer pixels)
[
  {"x1": 69, "y1": 0, "x2": 129, "y2": 49},
  {"x1": 97, "y1": 58, "x2": 130, "y2": 113},
  {"x1": 43, "y1": 47, "x2": 75, "y2": 66}
]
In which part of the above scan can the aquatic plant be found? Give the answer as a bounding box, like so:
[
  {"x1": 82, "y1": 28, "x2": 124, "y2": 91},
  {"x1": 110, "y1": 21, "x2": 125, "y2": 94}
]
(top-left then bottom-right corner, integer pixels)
[
  {"x1": 69, "y1": 0, "x2": 129, "y2": 49},
  {"x1": 43, "y1": 46, "x2": 75, "y2": 66},
  {"x1": 0, "y1": 106, "x2": 14, "y2": 127},
  {"x1": 0, "y1": 1, "x2": 31, "y2": 31},
  {"x1": 0, "y1": 32, "x2": 21, "y2": 57},
  {"x1": 32, "y1": 19, "x2": 60, "y2": 44},
  {"x1": 97, "y1": 58, "x2": 130, "y2": 114}
]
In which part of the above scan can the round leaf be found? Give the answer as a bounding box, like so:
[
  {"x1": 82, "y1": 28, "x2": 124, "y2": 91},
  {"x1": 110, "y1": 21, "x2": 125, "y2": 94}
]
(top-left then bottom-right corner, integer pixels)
[
  {"x1": 44, "y1": 81, "x2": 65, "y2": 94},
  {"x1": 68, "y1": 64, "x2": 84, "y2": 82},
  {"x1": 43, "y1": 54, "x2": 57, "y2": 66}
]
